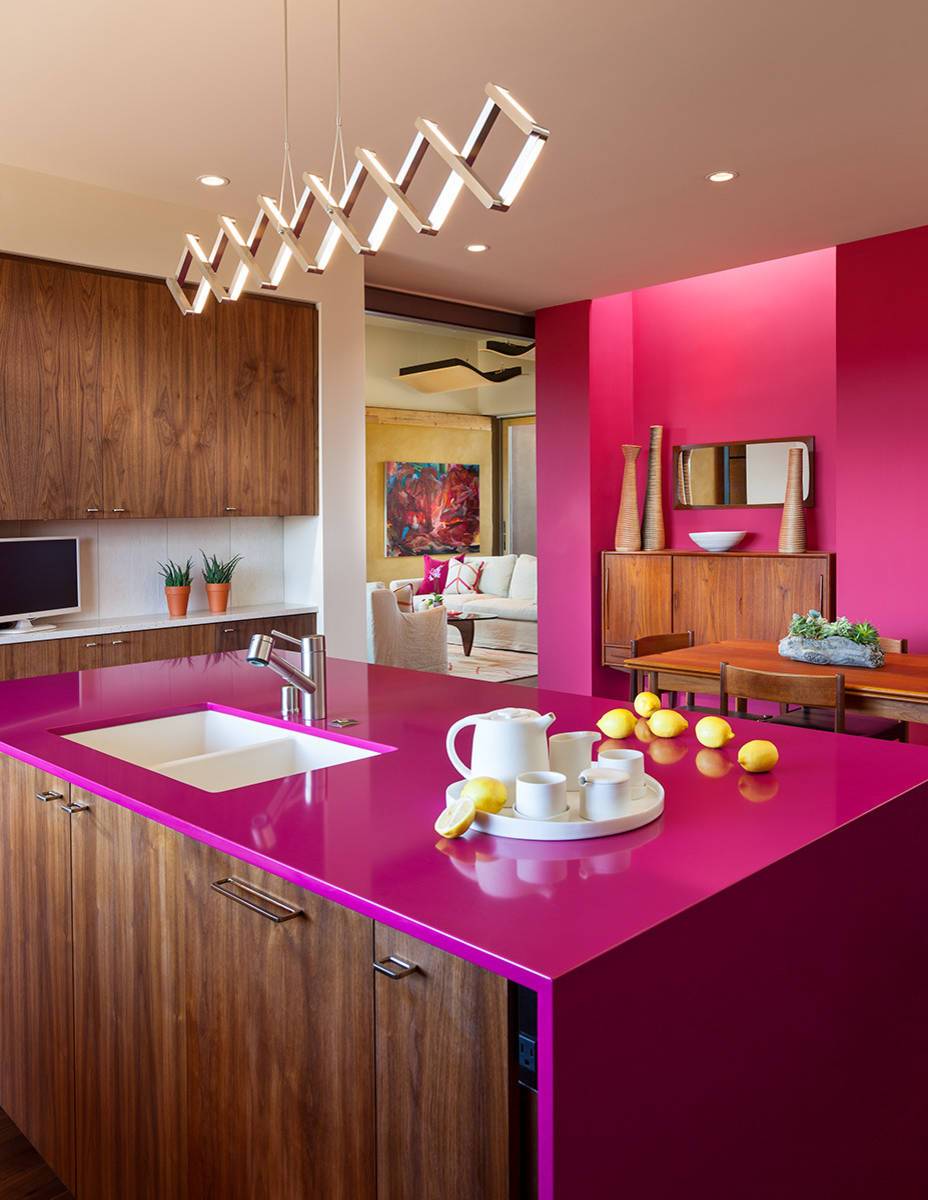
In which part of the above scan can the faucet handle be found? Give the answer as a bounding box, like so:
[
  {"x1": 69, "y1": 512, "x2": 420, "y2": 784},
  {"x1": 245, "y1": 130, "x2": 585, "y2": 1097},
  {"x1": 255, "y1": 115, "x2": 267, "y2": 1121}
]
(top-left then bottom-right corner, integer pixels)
[{"x1": 270, "y1": 628, "x2": 302, "y2": 649}]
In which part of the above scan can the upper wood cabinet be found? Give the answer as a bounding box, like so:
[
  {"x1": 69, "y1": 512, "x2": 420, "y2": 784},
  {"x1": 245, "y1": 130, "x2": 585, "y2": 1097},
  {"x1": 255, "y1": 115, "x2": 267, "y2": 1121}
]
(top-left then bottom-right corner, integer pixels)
[
  {"x1": 217, "y1": 296, "x2": 318, "y2": 516},
  {"x1": 100, "y1": 275, "x2": 219, "y2": 518},
  {"x1": 0, "y1": 256, "x2": 102, "y2": 518},
  {"x1": 0, "y1": 254, "x2": 318, "y2": 520}
]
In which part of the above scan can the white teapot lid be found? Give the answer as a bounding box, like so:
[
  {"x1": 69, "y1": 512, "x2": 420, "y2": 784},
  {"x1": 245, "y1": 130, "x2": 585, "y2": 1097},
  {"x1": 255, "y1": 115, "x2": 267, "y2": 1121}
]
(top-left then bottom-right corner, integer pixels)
[{"x1": 484, "y1": 707, "x2": 541, "y2": 722}]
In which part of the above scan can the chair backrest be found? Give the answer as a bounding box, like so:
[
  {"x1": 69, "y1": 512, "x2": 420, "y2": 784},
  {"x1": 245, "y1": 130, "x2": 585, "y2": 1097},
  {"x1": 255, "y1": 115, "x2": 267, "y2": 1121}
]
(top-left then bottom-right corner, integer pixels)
[
  {"x1": 879, "y1": 636, "x2": 908, "y2": 654},
  {"x1": 720, "y1": 662, "x2": 845, "y2": 732},
  {"x1": 368, "y1": 587, "x2": 448, "y2": 672},
  {"x1": 630, "y1": 630, "x2": 695, "y2": 658}
]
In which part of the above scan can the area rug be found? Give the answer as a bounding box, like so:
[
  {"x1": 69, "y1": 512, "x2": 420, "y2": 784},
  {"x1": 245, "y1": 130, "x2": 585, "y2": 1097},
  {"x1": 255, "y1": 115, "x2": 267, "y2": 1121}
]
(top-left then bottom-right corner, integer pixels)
[{"x1": 447, "y1": 645, "x2": 538, "y2": 683}]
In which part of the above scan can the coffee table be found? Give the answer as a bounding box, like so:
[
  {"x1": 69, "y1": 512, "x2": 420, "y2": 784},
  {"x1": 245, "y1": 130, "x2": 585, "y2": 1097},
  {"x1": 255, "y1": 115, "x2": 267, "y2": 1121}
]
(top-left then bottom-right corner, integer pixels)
[{"x1": 445, "y1": 612, "x2": 496, "y2": 657}]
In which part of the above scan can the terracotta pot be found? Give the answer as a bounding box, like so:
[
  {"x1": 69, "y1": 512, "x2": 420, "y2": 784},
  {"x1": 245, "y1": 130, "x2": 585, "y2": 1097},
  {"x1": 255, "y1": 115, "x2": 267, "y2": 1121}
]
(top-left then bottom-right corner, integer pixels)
[
  {"x1": 205, "y1": 582, "x2": 231, "y2": 614},
  {"x1": 165, "y1": 585, "x2": 191, "y2": 618}
]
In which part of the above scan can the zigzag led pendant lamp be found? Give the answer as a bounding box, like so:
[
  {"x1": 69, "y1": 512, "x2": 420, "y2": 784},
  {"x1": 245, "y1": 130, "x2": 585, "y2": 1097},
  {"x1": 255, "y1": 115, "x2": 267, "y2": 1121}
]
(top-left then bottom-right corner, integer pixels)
[{"x1": 166, "y1": 0, "x2": 549, "y2": 315}]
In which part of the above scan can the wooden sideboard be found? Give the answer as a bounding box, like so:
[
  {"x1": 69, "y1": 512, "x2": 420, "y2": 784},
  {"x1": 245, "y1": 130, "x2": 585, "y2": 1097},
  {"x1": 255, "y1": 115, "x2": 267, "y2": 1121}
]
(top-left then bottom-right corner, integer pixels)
[
  {"x1": 602, "y1": 550, "x2": 835, "y2": 667},
  {"x1": 0, "y1": 253, "x2": 317, "y2": 520},
  {"x1": 0, "y1": 611, "x2": 317, "y2": 682}
]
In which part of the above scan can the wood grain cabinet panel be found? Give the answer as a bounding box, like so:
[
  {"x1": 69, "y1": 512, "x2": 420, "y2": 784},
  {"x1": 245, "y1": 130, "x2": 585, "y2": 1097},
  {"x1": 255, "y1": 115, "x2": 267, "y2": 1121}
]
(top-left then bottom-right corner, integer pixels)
[
  {"x1": 217, "y1": 297, "x2": 318, "y2": 516},
  {"x1": 182, "y1": 840, "x2": 375, "y2": 1200},
  {"x1": 100, "y1": 275, "x2": 218, "y2": 518},
  {"x1": 602, "y1": 553, "x2": 672, "y2": 654},
  {"x1": 214, "y1": 612, "x2": 317, "y2": 652},
  {"x1": 738, "y1": 557, "x2": 831, "y2": 639},
  {"x1": 0, "y1": 759, "x2": 75, "y2": 1189},
  {"x1": 69, "y1": 789, "x2": 188, "y2": 1200},
  {"x1": 671, "y1": 556, "x2": 743, "y2": 644},
  {"x1": 0, "y1": 257, "x2": 102, "y2": 518},
  {"x1": 0, "y1": 638, "x2": 74, "y2": 681},
  {"x1": 374, "y1": 926, "x2": 513, "y2": 1200}
]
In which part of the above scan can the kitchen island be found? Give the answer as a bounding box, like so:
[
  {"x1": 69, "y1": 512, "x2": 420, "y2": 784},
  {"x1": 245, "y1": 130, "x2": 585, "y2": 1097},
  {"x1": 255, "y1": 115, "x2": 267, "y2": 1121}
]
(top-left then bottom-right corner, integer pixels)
[{"x1": 1, "y1": 652, "x2": 927, "y2": 1199}]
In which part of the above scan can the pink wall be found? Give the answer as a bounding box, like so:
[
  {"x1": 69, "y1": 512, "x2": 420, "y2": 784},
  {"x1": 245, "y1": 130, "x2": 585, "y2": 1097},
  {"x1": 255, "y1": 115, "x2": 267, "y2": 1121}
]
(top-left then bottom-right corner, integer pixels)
[
  {"x1": 836, "y1": 225, "x2": 928, "y2": 652},
  {"x1": 632, "y1": 250, "x2": 837, "y2": 551}
]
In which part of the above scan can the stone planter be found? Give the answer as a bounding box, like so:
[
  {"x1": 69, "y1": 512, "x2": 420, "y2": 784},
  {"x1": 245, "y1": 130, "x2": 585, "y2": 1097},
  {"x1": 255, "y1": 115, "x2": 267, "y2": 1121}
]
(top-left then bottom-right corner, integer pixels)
[{"x1": 778, "y1": 635, "x2": 884, "y2": 670}]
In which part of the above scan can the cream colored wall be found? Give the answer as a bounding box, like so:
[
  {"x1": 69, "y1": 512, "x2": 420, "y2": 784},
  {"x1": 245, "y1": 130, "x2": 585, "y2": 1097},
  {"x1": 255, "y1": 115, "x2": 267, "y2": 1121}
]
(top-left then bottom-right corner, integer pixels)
[
  {"x1": 366, "y1": 419, "x2": 494, "y2": 585},
  {"x1": 0, "y1": 162, "x2": 367, "y2": 660}
]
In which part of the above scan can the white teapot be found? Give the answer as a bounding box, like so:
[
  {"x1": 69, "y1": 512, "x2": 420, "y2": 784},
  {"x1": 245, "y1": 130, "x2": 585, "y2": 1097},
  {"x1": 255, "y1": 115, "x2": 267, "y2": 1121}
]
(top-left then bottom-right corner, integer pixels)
[{"x1": 446, "y1": 707, "x2": 556, "y2": 798}]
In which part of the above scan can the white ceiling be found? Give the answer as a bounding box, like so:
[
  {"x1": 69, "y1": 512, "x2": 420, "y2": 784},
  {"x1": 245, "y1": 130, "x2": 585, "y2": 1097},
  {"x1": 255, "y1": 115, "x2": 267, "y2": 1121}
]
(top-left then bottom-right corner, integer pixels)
[{"x1": 3, "y1": 0, "x2": 928, "y2": 312}]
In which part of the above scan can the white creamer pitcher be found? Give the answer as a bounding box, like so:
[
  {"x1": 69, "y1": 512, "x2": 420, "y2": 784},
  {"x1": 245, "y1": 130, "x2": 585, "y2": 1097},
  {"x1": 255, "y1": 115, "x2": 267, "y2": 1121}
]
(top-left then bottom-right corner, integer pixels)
[{"x1": 446, "y1": 707, "x2": 556, "y2": 798}]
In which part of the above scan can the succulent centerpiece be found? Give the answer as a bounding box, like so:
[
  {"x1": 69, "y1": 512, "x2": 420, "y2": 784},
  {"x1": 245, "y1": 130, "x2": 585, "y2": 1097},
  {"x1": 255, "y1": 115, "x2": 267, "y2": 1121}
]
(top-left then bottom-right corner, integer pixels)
[{"x1": 779, "y1": 610, "x2": 884, "y2": 669}]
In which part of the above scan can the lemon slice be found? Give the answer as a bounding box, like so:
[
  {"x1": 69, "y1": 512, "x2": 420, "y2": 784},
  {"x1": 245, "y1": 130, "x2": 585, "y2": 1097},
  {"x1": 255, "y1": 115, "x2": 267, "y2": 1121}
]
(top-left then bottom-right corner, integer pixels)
[{"x1": 434, "y1": 797, "x2": 476, "y2": 839}]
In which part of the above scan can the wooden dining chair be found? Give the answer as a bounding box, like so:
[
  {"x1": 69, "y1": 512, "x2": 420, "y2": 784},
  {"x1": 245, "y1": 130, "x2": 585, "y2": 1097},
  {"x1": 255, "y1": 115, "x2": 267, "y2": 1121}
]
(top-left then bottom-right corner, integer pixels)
[
  {"x1": 630, "y1": 631, "x2": 695, "y2": 708},
  {"x1": 720, "y1": 662, "x2": 846, "y2": 733}
]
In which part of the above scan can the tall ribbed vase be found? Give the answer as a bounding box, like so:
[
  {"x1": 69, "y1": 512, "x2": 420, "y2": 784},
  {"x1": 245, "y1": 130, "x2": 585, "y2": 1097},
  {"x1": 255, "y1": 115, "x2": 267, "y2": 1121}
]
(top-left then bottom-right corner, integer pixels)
[
  {"x1": 778, "y1": 446, "x2": 807, "y2": 553},
  {"x1": 641, "y1": 425, "x2": 665, "y2": 550},
  {"x1": 614, "y1": 445, "x2": 641, "y2": 551}
]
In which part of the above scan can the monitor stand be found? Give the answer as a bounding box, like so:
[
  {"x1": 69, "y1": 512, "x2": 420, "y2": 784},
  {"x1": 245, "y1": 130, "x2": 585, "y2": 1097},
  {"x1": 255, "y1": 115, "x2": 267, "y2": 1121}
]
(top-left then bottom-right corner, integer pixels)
[{"x1": 11, "y1": 619, "x2": 57, "y2": 634}]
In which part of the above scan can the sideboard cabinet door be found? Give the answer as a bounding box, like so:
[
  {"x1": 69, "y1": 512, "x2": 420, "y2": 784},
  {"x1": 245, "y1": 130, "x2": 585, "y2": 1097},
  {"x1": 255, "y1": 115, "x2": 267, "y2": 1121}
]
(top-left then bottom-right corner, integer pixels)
[
  {"x1": 603, "y1": 553, "x2": 672, "y2": 657},
  {"x1": 182, "y1": 839, "x2": 374, "y2": 1200},
  {"x1": 0, "y1": 759, "x2": 75, "y2": 1188},
  {"x1": 671, "y1": 555, "x2": 743, "y2": 644},
  {"x1": 737, "y1": 556, "x2": 832, "y2": 639},
  {"x1": 374, "y1": 926, "x2": 514, "y2": 1200}
]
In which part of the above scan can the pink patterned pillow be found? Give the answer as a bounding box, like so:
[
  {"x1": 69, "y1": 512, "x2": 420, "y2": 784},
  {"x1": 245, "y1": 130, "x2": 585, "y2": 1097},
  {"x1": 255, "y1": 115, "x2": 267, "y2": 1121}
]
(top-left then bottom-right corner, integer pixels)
[
  {"x1": 444, "y1": 558, "x2": 484, "y2": 596},
  {"x1": 416, "y1": 554, "x2": 463, "y2": 596}
]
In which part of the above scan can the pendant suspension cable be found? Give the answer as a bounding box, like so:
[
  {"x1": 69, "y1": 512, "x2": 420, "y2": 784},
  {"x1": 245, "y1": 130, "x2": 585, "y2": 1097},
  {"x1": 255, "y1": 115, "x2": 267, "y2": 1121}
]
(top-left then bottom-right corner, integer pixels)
[
  {"x1": 279, "y1": 0, "x2": 298, "y2": 210},
  {"x1": 327, "y1": 0, "x2": 349, "y2": 195}
]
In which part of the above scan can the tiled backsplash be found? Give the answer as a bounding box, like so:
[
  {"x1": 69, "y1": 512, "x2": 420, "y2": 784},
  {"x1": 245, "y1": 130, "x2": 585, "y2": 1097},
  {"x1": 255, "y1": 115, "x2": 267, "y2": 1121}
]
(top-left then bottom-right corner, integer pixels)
[{"x1": 7, "y1": 517, "x2": 300, "y2": 620}]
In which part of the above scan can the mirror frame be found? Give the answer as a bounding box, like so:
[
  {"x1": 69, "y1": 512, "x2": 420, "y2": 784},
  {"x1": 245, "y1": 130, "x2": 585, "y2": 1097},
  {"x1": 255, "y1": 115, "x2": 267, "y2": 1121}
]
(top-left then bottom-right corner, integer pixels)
[{"x1": 672, "y1": 435, "x2": 815, "y2": 510}]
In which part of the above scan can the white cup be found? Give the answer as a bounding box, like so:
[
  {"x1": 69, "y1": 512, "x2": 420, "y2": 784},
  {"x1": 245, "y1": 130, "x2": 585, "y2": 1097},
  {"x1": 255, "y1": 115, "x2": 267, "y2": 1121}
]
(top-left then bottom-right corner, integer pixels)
[
  {"x1": 597, "y1": 748, "x2": 647, "y2": 799},
  {"x1": 578, "y1": 766, "x2": 632, "y2": 822},
  {"x1": 548, "y1": 730, "x2": 601, "y2": 791},
  {"x1": 515, "y1": 771, "x2": 568, "y2": 820}
]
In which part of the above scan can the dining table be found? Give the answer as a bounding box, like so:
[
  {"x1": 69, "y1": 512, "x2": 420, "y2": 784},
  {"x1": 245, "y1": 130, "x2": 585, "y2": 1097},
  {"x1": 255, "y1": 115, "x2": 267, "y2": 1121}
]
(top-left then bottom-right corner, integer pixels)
[{"x1": 624, "y1": 639, "x2": 928, "y2": 725}]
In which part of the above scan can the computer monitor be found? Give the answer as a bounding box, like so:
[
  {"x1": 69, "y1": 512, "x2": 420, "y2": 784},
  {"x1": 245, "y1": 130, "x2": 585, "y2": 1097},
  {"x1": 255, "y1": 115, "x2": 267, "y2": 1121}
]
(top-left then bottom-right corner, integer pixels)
[{"x1": 0, "y1": 537, "x2": 81, "y2": 634}]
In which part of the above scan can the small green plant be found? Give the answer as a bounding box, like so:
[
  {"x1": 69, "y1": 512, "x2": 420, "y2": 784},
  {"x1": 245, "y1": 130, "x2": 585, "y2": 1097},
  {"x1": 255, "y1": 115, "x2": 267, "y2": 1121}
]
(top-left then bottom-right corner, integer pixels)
[
  {"x1": 200, "y1": 551, "x2": 243, "y2": 584},
  {"x1": 787, "y1": 610, "x2": 880, "y2": 646},
  {"x1": 157, "y1": 557, "x2": 193, "y2": 587}
]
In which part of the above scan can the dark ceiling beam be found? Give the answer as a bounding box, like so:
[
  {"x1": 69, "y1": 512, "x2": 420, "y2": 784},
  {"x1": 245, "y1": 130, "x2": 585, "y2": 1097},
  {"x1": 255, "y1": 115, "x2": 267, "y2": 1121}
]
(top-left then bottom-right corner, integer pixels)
[{"x1": 364, "y1": 285, "x2": 535, "y2": 338}]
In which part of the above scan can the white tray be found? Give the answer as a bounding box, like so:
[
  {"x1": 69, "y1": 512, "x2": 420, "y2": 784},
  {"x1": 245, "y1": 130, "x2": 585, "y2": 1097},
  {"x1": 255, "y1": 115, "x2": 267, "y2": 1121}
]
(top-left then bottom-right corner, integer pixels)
[{"x1": 445, "y1": 776, "x2": 664, "y2": 842}]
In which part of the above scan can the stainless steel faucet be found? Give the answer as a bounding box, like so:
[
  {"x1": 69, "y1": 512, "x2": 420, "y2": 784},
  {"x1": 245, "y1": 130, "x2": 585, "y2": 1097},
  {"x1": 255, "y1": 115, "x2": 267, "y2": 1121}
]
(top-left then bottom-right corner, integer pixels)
[{"x1": 246, "y1": 630, "x2": 327, "y2": 722}]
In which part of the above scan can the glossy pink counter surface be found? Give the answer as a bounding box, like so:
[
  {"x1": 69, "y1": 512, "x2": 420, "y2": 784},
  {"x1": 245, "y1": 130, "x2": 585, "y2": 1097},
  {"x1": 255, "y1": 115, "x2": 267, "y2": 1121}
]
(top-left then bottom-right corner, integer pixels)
[{"x1": 2, "y1": 652, "x2": 928, "y2": 986}]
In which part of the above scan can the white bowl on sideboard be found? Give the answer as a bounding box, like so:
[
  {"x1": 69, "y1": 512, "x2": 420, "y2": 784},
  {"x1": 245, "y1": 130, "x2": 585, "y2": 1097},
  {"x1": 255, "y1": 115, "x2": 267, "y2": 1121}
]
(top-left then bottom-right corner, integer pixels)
[{"x1": 688, "y1": 531, "x2": 747, "y2": 553}]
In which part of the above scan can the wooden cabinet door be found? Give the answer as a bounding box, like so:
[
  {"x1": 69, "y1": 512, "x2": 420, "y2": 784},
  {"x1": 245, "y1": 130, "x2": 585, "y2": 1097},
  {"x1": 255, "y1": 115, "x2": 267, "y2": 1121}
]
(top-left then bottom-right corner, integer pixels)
[
  {"x1": 0, "y1": 759, "x2": 75, "y2": 1187},
  {"x1": 671, "y1": 556, "x2": 743, "y2": 644},
  {"x1": 374, "y1": 926, "x2": 513, "y2": 1200},
  {"x1": 215, "y1": 612, "x2": 317, "y2": 653},
  {"x1": 100, "y1": 275, "x2": 218, "y2": 518},
  {"x1": 182, "y1": 840, "x2": 374, "y2": 1200},
  {"x1": 0, "y1": 257, "x2": 102, "y2": 518},
  {"x1": 739, "y1": 557, "x2": 829, "y2": 640},
  {"x1": 603, "y1": 553, "x2": 672, "y2": 654},
  {"x1": 69, "y1": 790, "x2": 187, "y2": 1200},
  {"x1": 0, "y1": 637, "x2": 72, "y2": 681},
  {"x1": 217, "y1": 297, "x2": 318, "y2": 516}
]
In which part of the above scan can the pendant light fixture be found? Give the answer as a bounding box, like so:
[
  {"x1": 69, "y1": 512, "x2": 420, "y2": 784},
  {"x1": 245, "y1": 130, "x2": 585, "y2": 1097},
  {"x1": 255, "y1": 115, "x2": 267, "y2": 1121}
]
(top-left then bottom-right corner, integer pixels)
[{"x1": 166, "y1": 0, "x2": 549, "y2": 315}]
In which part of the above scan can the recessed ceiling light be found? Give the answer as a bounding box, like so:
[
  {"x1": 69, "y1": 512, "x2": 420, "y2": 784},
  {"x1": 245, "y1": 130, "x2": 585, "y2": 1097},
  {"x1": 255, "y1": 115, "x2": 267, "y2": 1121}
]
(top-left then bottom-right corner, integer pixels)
[
  {"x1": 196, "y1": 174, "x2": 230, "y2": 187},
  {"x1": 705, "y1": 170, "x2": 738, "y2": 184},
  {"x1": 466, "y1": 243, "x2": 490, "y2": 253}
]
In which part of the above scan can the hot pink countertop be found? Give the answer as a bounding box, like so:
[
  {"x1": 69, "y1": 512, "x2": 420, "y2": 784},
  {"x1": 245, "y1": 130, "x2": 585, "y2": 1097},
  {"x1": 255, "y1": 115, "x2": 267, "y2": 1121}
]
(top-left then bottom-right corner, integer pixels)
[{"x1": 2, "y1": 652, "x2": 927, "y2": 987}]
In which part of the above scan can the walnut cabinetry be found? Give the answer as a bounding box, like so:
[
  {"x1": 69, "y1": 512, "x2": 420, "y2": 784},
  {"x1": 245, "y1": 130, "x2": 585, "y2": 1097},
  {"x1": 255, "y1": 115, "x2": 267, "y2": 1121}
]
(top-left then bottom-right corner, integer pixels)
[
  {"x1": 0, "y1": 611, "x2": 316, "y2": 681},
  {"x1": 0, "y1": 757, "x2": 530, "y2": 1198},
  {"x1": 602, "y1": 550, "x2": 835, "y2": 664},
  {"x1": 0, "y1": 253, "x2": 317, "y2": 520}
]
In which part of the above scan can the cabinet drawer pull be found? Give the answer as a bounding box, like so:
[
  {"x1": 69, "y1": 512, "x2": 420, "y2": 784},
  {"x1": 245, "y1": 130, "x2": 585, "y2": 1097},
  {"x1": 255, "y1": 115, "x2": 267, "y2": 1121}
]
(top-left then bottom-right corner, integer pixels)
[
  {"x1": 61, "y1": 802, "x2": 90, "y2": 815},
  {"x1": 819, "y1": 573, "x2": 825, "y2": 614},
  {"x1": 111, "y1": 639, "x2": 126, "y2": 646},
  {"x1": 86, "y1": 507, "x2": 101, "y2": 513},
  {"x1": 112, "y1": 507, "x2": 127, "y2": 513},
  {"x1": 373, "y1": 955, "x2": 420, "y2": 980},
  {"x1": 225, "y1": 506, "x2": 239, "y2": 512},
  {"x1": 36, "y1": 789, "x2": 64, "y2": 804},
  {"x1": 210, "y1": 877, "x2": 303, "y2": 923},
  {"x1": 83, "y1": 642, "x2": 99, "y2": 648},
  {"x1": 221, "y1": 627, "x2": 236, "y2": 634}
]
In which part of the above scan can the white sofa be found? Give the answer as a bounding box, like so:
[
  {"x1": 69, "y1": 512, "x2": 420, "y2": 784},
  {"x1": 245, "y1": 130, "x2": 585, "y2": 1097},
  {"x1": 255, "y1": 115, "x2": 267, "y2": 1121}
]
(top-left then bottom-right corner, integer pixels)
[{"x1": 389, "y1": 554, "x2": 537, "y2": 653}]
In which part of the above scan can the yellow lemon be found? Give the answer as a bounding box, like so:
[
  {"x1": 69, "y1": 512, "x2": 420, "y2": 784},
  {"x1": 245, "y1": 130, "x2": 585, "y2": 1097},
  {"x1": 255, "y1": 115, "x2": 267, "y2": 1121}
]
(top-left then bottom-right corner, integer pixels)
[
  {"x1": 634, "y1": 691, "x2": 662, "y2": 718},
  {"x1": 647, "y1": 709, "x2": 689, "y2": 738},
  {"x1": 695, "y1": 716, "x2": 735, "y2": 749},
  {"x1": 461, "y1": 776, "x2": 508, "y2": 814},
  {"x1": 434, "y1": 797, "x2": 476, "y2": 839},
  {"x1": 737, "y1": 739, "x2": 779, "y2": 774},
  {"x1": 597, "y1": 707, "x2": 637, "y2": 739}
]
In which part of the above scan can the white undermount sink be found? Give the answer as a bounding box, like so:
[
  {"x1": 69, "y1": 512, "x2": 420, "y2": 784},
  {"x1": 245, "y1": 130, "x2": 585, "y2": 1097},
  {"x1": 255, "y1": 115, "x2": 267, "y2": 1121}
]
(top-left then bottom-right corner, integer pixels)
[{"x1": 63, "y1": 710, "x2": 380, "y2": 793}]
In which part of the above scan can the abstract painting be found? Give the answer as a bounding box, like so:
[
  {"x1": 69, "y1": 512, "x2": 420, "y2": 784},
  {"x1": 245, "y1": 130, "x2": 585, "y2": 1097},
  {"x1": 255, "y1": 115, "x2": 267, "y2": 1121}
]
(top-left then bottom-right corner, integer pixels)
[{"x1": 384, "y1": 462, "x2": 480, "y2": 557}]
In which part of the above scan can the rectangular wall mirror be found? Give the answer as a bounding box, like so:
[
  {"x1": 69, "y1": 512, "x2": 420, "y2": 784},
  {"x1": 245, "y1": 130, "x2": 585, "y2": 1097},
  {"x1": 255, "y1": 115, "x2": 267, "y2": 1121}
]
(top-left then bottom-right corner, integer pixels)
[{"x1": 673, "y1": 436, "x2": 814, "y2": 509}]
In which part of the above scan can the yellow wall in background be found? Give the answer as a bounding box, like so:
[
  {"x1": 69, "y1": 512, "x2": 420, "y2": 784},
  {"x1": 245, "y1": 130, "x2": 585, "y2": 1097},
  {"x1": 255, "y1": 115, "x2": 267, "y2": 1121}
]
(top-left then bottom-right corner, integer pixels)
[{"x1": 366, "y1": 411, "x2": 495, "y2": 584}]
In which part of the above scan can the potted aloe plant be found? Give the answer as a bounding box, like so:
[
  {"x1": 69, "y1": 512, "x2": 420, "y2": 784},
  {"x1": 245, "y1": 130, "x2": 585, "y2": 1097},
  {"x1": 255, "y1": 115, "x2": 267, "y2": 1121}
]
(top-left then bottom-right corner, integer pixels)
[
  {"x1": 158, "y1": 557, "x2": 194, "y2": 618},
  {"x1": 200, "y1": 551, "x2": 243, "y2": 613}
]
